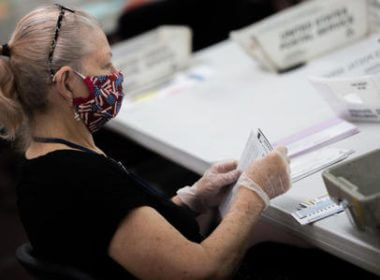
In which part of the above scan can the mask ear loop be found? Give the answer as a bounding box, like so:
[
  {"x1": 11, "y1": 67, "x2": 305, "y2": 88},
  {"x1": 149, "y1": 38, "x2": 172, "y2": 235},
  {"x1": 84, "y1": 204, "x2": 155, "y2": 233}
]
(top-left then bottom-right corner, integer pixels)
[
  {"x1": 73, "y1": 71, "x2": 86, "y2": 79},
  {"x1": 72, "y1": 71, "x2": 86, "y2": 122},
  {"x1": 73, "y1": 109, "x2": 81, "y2": 122}
]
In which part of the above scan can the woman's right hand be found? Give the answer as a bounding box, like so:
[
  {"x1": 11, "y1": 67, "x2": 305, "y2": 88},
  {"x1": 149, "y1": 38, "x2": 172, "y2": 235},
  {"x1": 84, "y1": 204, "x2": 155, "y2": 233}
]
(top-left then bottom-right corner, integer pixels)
[{"x1": 242, "y1": 146, "x2": 291, "y2": 202}]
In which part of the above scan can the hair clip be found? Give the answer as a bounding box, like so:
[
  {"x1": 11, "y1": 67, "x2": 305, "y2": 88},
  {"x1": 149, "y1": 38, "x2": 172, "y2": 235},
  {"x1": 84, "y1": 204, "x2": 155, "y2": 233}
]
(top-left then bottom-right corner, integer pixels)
[
  {"x1": 55, "y1": 4, "x2": 75, "y2": 13},
  {"x1": 1, "y1": 44, "x2": 11, "y2": 57}
]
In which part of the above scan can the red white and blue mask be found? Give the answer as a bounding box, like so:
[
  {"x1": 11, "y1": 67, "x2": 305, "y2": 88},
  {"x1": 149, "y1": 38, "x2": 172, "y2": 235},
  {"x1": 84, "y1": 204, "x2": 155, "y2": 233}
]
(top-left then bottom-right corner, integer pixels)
[{"x1": 73, "y1": 71, "x2": 124, "y2": 133}]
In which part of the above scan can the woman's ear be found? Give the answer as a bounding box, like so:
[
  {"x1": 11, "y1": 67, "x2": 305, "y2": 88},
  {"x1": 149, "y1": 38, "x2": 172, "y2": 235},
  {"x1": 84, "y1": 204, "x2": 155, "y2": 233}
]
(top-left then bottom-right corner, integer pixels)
[{"x1": 53, "y1": 66, "x2": 76, "y2": 107}]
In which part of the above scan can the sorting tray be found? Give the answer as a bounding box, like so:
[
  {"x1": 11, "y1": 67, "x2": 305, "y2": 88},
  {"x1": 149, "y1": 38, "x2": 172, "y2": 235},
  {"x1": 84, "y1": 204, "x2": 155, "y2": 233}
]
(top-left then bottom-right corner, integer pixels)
[{"x1": 322, "y1": 149, "x2": 380, "y2": 236}]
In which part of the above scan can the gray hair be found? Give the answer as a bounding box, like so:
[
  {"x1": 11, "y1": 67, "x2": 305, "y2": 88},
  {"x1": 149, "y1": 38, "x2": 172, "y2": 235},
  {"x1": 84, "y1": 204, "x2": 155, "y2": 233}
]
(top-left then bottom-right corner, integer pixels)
[{"x1": 0, "y1": 5, "x2": 100, "y2": 146}]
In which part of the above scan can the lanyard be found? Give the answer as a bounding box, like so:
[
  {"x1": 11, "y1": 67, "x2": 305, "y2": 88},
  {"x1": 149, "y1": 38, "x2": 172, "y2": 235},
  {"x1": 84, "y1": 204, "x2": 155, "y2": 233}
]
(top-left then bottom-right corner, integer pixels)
[{"x1": 33, "y1": 137, "x2": 97, "y2": 155}]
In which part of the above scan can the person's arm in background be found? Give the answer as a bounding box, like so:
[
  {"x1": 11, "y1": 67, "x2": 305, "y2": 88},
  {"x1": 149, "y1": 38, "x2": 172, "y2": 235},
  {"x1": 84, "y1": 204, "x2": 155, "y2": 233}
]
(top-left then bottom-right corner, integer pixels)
[{"x1": 109, "y1": 147, "x2": 290, "y2": 280}]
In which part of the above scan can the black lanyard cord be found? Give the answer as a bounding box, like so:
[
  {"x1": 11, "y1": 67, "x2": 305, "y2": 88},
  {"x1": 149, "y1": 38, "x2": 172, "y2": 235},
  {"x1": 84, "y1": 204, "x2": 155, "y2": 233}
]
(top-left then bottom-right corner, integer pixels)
[{"x1": 33, "y1": 137, "x2": 98, "y2": 155}]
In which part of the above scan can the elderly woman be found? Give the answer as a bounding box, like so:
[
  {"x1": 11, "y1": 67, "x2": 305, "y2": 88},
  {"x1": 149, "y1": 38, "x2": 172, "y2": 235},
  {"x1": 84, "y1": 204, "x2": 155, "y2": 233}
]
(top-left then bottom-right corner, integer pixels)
[{"x1": 0, "y1": 5, "x2": 292, "y2": 280}]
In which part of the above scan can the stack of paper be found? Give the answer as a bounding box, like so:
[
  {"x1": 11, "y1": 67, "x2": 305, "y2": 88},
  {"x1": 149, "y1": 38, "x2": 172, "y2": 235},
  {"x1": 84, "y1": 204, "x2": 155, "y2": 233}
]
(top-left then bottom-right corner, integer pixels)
[
  {"x1": 290, "y1": 147, "x2": 354, "y2": 182},
  {"x1": 219, "y1": 129, "x2": 273, "y2": 217},
  {"x1": 112, "y1": 26, "x2": 192, "y2": 99},
  {"x1": 274, "y1": 117, "x2": 359, "y2": 158}
]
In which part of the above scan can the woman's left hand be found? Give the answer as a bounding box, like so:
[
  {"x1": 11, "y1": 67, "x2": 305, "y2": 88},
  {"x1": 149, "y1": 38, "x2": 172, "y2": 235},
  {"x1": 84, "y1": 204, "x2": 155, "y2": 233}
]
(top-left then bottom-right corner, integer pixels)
[{"x1": 176, "y1": 160, "x2": 241, "y2": 213}]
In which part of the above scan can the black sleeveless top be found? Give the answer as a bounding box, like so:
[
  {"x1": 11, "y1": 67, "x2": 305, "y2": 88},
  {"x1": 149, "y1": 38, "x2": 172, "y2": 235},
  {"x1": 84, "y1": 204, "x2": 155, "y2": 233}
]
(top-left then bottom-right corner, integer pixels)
[{"x1": 17, "y1": 150, "x2": 202, "y2": 279}]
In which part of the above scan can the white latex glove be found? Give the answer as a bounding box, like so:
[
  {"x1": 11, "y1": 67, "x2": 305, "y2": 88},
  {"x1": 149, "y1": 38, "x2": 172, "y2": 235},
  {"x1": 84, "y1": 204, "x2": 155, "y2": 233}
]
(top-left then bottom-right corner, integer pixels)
[
  {"x1": 177, "y1": 160, "x2": 241, "y2": 213},
  {"x1": 237, "y1": 146, "x2": 291, "y2": 209}
]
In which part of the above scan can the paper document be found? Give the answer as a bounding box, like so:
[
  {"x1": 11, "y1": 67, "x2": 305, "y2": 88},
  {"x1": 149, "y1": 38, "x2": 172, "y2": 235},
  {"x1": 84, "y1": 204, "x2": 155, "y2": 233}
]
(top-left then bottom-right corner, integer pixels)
[
  {"x1": 238, "y1": 129, "x2": 273, "y2": 172},
  {"x1": 219, "y1": 129, "x2": 273, "y2": 217},
  {"x1": 309, "y1": 74, "x2": 380, "y2": 122},
  {"x1": 112, "y1": 26, "x2": 192, "y2": 99},
  {"x1": 274, "y1": 118, "x2": 359, "y2": 158},
  {"x1": 290, "y1": 147, "x2": 354, "y2": 182},
  {"x1": 231, "y1": 0, "x2": 368, "y2": 72}
]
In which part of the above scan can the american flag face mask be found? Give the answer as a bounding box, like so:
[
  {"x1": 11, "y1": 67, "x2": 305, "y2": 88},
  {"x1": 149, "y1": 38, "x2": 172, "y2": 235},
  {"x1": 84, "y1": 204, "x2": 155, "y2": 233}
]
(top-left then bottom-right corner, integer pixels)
[{"x1": 72, "y1": 71, "x2": 124, "y2": 133}]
